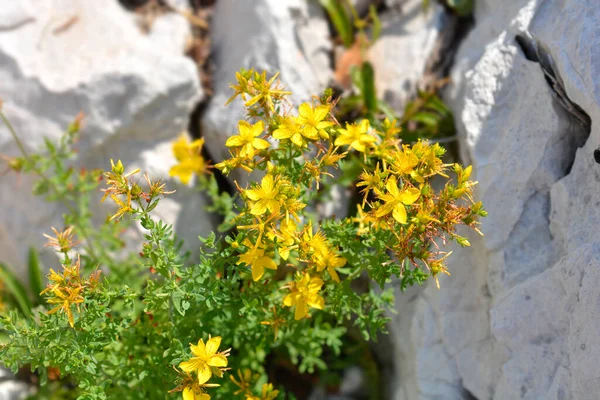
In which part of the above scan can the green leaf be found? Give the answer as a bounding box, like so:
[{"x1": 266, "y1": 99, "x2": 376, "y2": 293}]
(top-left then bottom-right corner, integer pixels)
[
  {"x1": 0, "y1": 263, "x2": 32, "y2": 316},
  {"x1": 32, "y1": 179, "x2": 50, "y2": 196},
  {"x1": 360, "y1": 62, "x2": 377, "y2": 114},
  {"x1": 377, "y1": 100, "x2": 398, "y2": 121},
  {"x1": 411, "y1": 112, "x2": 440, "y2": 127},
  {"x1": 446, "y1": 0, "x2": 473, "y2": 16},
  {"x1": 369, "y1": 5, "x2": 381, "y2": 43},
  {"x1": 171, "y1": 292, "x2": 188, "y2": 316},
  {"x1": 320, "y1": 0, "x2": 354, "y2": 48},
  {"x1": 349, "y1": 64, "x2": 364, "y2": 92},
  {"x1": 27, "y1": 247, "x2": 44, "y2": 303}
]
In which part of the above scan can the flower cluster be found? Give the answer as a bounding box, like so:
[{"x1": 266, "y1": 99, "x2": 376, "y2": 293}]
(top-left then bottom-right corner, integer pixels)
[
  {"x1": 102, "y1": 159, "x2": 174, "y2": 221},
  {"x1": 40, "y1": 255, "x2": 101, "y2": 327},
  {"x1": 230, "y1": 369, "x2": 279, "y2": 400},
  {"x1": 169, "y1": 69, "x2": 485, "y2": 325}
]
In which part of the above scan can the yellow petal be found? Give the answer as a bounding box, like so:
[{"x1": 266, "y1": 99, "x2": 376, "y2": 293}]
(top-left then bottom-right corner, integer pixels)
[
  {"x1": 352, "y1": 141, "x2": 366, "y2": 152},
  {"x1": 298, "y1": 103, "x2": 312, "y2": 119},
  {"x1": 207, "y1": 354, "x2": 228, "y2": 367},
  {"x1": 261, "y1": 175, "x2": 274, "y2": 192},
  {"x1": 313, "y1": 105, "x2": 330, "y2": 121},
  {"x1": 250, "y1": 120, "x2": 265, "y2": 137},
  {"x1": 252, "y1": 138, "x2": 270, "y2": 150},
  {"x1": 197, "y1": 363, "x2": 212, "y2": 385},
  {"x1": 245, "y1": 189, "x2": 261, "y2": 201},
  {"x1": 225, "y1": 135, "x2": 245, "y2": 147},
  {"x1": 399, "y1": 187, "x2": 421, "y2": 205},
  {"x1": 252, "y1": 263, "x2": 265, "y2": 281},
  {"x1": 306, "y1": 294, "x2": 324, "y2": 310},
  {"x1": 170, "y1": 164, "x2": 193, "y2": 185},
  {"x1": 205, "y1": 336, "x2": 221, "y2": 356},
  {"x1": 284, "y1": 292, "x2": 301, "y2": 307},
  {"x1": 385, "y1": 176, "x2": 399, "y2": 197},
  {"x1": 294, "y1": 300, "x2": 308, "y2": 320},
  {"x1": 172, "y1": 135, "x2": 189, "y2": 161},
  {"x1": 179, "y1": 358, "x2": 204, "y2": 373},
  {"x1": 392, "y1": 204, "x2": 407, "y2": 225},
  {"x1": 183, "y1": 387, "x2": 195, "y2": 400},
  {"x1": 191, "y1": 340, "x2": 207, "y2": 358},
  {"x1": 328, "y1": 265, "x2": 340, "y2": 283},
  {"x1": 291, "y1": 133, "x2": 305, "y2": 147},
  {"x1": 308, "y1": 278, "x2": 324, "y2": 293},
  {"x1": 250, "y1": 201, "x2": 267, "y2": 216}
]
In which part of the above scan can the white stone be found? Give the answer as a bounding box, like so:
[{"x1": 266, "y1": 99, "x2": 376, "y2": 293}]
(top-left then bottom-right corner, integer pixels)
[
  {"x1": 368, "y1": 0, "x2": 444, "y2": 112},
  {"x1": 0, "y1": 0, "x2": 205, "y2": 280},
  {"x1": 403, "y1": 0, "x2": 600, "y2": 399}
]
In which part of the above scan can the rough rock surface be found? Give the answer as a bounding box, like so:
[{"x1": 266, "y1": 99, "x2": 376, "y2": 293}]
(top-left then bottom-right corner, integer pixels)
[
  {"x1": 0, "y1": 0, "x2": 208, "y2": 281},
  {"x1": 390, "y1": 0, "x2": 600, "y2": 399},
  {"x1": 368, "y1": 0, "x2": 446, "y2": 112},
  {"x1": 201, "y1": 0, "x2": 333, "y2": 178}
]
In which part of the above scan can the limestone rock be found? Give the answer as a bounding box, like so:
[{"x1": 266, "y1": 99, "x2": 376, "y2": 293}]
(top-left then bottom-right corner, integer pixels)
[
  {"x1": 368, "y1": 0, "x2": 445, "y2": 112},
  {"x1": 0, "y1": 0, "x2": 205, "y2": 281},
  {"x1": 397, "y1": 0, "x2": 600, "y2": 399}
]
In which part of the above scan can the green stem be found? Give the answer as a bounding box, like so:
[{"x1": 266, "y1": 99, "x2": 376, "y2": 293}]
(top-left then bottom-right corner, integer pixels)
[{"x1": 0, "y1": 110, "x2": 100, "y2": 262}]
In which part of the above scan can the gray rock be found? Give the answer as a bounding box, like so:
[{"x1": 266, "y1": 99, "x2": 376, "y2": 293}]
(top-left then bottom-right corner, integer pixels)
[
  {"x1": 0, "y1": 0, "x2": 207, "y2": 280},
  {"x1": 389, "y1": 0, "x2": 600, "y2": 399},
  {"x1": 368, "y1": 0, "x2": 445, "y2": 112}
]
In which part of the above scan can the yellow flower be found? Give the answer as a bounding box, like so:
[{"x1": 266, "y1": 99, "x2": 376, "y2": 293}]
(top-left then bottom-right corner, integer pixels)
[
  {"x1": 273, "y1": 116, "x2": 315, "y2": 147},
  {"x1": 300, "y1": 222, "x2": 329, "y2": 258},
  {"x1": 246, "y1": 383, "x2": 280, "y2": 400},
  {"x1": 260, "y1": 307, "x2": 286, "y2": 342},
  {"x1": 296, "y1": 103, "x2": 333, "y2": 140},
  {"x1": 47, "y1": 286, "x2": 84, "y2": 328},
  {"x1": 268, "y1": 218, "x2": 297, "y2": 261},
  {"x1": 179, "y1": 336, "x2": 230, "y2": 385},
  {"x1": 356, "y1": 163, "x2": 386, "y2": 206},
  {"x1": 170, "y1": 371, "x2": 219, "y2": 400},
  {"x1": 244, "y1": 175, "x2": 281, "y2": 216},
  {"x1": 227, "y1": 70, "x2": 291, "y2": 111},
  {"x1": 108, "y1": 192, "x2": 134, "y2": 221},
  {"x1": 392, "y1": 148, "x2": 419, "y2": 176},
  {"x1": 335, "y1": 119, "x2": 377, "y2": 153},
  {"x1": 225, "y1": 121, "x2": 270, "y2": 158},
  {"x1": 169, "y1": 134, "x2": 207, "y2": 185},
  {"x1": 374, "y1": 176, "x2": 420, "y2": 224},
  {"x1": 314, "y1": 247, "x2": 346, "y2": 283},
  {"x1": 429, "y1": 252, "x2": 452, "y2": 289},
  {"x1": 236, "y1": 240, "x2": 278, "y2": 281},
  {"x1": 283, "y1": 273, "x2": 325, "y2": 320},
  {"x1": 183, "y1": 387, "x2": 211, "y2": 400},
  {"x1": 230, "y1": 369, "x2": 259, "y2": 396}
]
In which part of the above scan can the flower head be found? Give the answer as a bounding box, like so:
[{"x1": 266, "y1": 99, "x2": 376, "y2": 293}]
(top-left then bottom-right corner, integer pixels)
[
  {"x1": 373, "y1": 176, "x2": 420, "y2": 224},
  {"x1": 43, "y1": 226, "x2": 79, "y2": 253},
  {"x1": 244, "y1": 174, "x2": 281, "y2": 216},
  {"x1": 236, "y1": 240, "x2": 278, "y2": 281},
  {"x1": 314, "y1": 247, "x2": 346, "y2": 283},
  {"x1": 246, "y1": 383, "x2": 280, "y2": 400},
  {"x1": 170, "y1": 134, "x2": 208, "y2": 185},
  {"x1": 225, "y1": 121, "x2": 270, "y2": 159},
  {"x1": 170, "y1": 371, "x2": 219, "y2": 400},
  {"x1": 179, "y1": 336, "x2": 230, "y2": 385},
  {"x1": 334, "y1": 119, "x2": 376, "y2": 153},
  {"x1": 296, "y1": 103, "x2": 333, "y2": 140},
  {"x1": 273, "y1": 116, "x2": 314, "y2": 147},
  {"x1": 283, "y1": 273, "x2": 325, "y2": 320}
]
